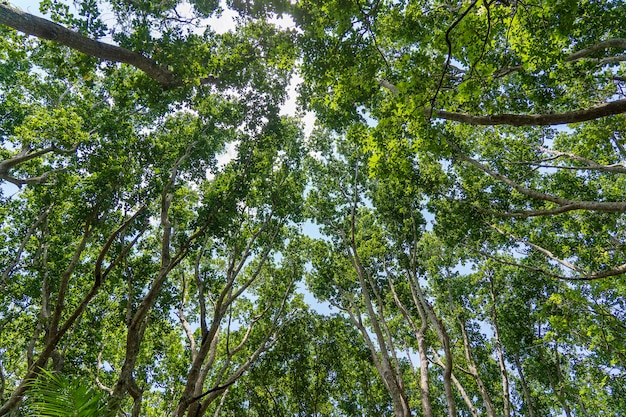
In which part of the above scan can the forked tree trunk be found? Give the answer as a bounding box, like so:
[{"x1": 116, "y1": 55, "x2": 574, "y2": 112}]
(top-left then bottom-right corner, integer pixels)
[
  {"x1": 458, "y1": 318, "x2": 496, "y2": 417},
  {"x1": 407, "y1": 272, "x2": 456, "y2": 417},
  {"x1": 387, "y1": 270, "x2": 433, "y2": 417}
]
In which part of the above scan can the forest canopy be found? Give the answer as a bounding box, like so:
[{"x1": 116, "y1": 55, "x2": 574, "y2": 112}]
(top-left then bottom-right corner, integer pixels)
[{"x1": 1, "y1": 0, "x2": 626, "y2": 416}]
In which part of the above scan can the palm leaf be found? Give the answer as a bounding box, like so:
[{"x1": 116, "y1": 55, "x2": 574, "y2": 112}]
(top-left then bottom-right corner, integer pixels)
[{"x1": 22, "y1": 369, "x2": 112, "y2": 417}]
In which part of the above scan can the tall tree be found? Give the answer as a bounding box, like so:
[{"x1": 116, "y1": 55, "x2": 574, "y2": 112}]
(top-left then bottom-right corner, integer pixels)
[
  {"x1": 0, "y1": 2, "x2": 305, "y2": 414},
  {"x1": 2, "y1": 0, "x2": 626, "y2": 415}
]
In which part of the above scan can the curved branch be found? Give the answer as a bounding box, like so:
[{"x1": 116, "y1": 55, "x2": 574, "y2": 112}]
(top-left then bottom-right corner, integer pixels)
[
  {"x1": 0, "y1": 143, "x2": 77, "y2": 186},
  {"x1": 378, "y1": 79, "x2": 398, "y2": 96},
  {"x1": 597, "y1": 54, "x2": 626, "y2": 65},
  {"x1": 535, "y1": 147, "x2": 626, "y2": 174},
  {"x1": 431, "y1": 0, "x2": 480, "y2": 114},
  {"x1": 566, "y1": 38, "x2": 626, "y2": 62},
  {"x1": 490, "y1": 225, "x2": 586, "y2": 275},
  {"x1": 429, "y1": 98, "x2": 626, "y2": 126},
  {"x1": 476, "y1": 249, "x2": 626, "y2": 281},
  {"x1": 477, "y1": 225, "x2": 626, "y2": 281},
  {"x1": 1, "y1": 205, "x2": 52, "y2": 283},
  {"x1": 473, "y1": 203, "x2": 611, "y2": 218},
  {"x1": 0, "y1": 3, "x2": 218, "y2": 89},
  {"x1": 451, "y1": 142, "x2": 626, "y2": 214},
  {"x1": 493, "y1": 65, "x2": 523, "y2": 78}
]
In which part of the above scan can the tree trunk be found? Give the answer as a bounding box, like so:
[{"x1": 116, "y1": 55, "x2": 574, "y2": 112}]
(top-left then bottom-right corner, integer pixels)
[
  {"x1": 407, "y1": 273, "x2": 456, "y2": 417},
  {"x1": 340, "y1": 193, "x2": 411, "y2": 417},
  {"x1": 513, "y1": 355, "x2": 536, "y2": 417},
  {"x1": 386, "y1": 264, "x2": 433, "y2": 417},
  {"x1": 539, "y1": 347, "x2": 572, "y2": 417},
  {"x1": 0, "y1": 206, "x2": 143, "y2": 415},
  {"x1": 432, "y1": 350, "x2": 479, "y2": 417},
  {"x1": 458, "y1": 318, "x2": 496, "y2": 417},
  {"x1": 489, "y1": 274, "x2": 511, "y2": 417}
]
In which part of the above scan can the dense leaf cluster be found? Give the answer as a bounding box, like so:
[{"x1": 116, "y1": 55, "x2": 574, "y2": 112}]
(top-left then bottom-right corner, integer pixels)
[{"x1": 1, "y1": 0, "x2": 626, "y2": 416}]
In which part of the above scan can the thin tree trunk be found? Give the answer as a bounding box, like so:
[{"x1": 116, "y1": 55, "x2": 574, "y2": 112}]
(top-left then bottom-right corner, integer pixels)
[
  {"x1": 335, "y1": 172, "x2": 411, "y2": 417},
  {"x1": 513, "y1": 355, "x2": 536, "y2": 417},
  {"x1": 488, "y1": 273, "x2": 511, "y2": 417},
  {"x1": 0, "y1": 207, "x2": 96, "y2": 415},
  {"x1": 339, "y1": 294, "x2": 410, "y2": 417},
  {"x1": 368, "y1": 270, "x2": 406, "y2": 395},
  {"x1": 386, "y1": 267, "x2": 434, "y2": 417},
  {"x1": 458, "y1": 318, "x2": 496, "y2": 417},
  {"x1": 407, "y1": 272, "x2": 456, "y2": 417},
  {"x1": 553, "y1": 347, "x2": 572, "y2": 417},
  {"x1": 0, "y1": 362, "x2": 4, "y2": 405},
  {"x1": 193, "y1": 284, "x2": 294, "y2": 417},
  {"x1": 175, "y1": 229, "x2": 277, "y2": 416},
  {"x1": 1, "y1": 205, "x2": 51, "y2": 283},
  {"x1": 539, "y1": 347, "x2": 571, "y2": 417},
  {"x1": 431, "y1": 350, "x2": 479, "y2": 417},
  {"x1": 350, "y1": 253, "x2": 410, "y2": 417},
  {"x1": 0, "y1": 206, "x2": 143, "y2": 415}
]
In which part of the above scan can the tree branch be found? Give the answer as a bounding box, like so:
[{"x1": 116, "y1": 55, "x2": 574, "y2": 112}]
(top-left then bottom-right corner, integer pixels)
[
  {"x1": 1, "y1": 205, "x2": 52, "y2": 283},
  {"x1": 527, "y1": 147, "x2": 626, "y2": 174},
  {"x1": 450, "y1": 142, "x2": 626, "y2": 214},
  {"x1": 0, "y1": 3, "x2": 218, "y2": 89},
  {"x1": 429, "y1": 98, "x2": 626, "y2": 126},
  {"x1": 475, "y1": 248, "x2": 626, "y2": 281},
  {"x1": 493, "y1": 65, "x2": 523, "y2": 78},
  {"x1": 473, "y1": 203, "x2": 606, "y2": 218},
  {"x1": 566, "y1": 38, "x2": 626, "y2": 62},
  {"x1": 490, "y1": 224, "x2": 586, "y2": 275}
]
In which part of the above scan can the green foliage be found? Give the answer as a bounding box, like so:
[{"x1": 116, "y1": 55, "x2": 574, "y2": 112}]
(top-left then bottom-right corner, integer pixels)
[
  {"x1": 20, "y1": 370, "x2": 111, "y2": 417},
  {"x1": 2, "y1": 0, "x2": 626, "y2": 416}
]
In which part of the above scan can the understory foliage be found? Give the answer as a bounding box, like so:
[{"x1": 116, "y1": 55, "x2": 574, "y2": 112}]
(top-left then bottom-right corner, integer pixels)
[{"x1": 1, "y1": 0, "x2": 626, "y2": 416}]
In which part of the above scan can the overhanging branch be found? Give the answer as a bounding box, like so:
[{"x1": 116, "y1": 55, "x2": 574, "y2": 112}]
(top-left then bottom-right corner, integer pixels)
[
  {"x1": 0, "y1": 3, "x2": 218, "y2": 89},
  {"x1": 566, "y1": 38, "x2": 626, "y2": 62},
  {"x1": 450, "y1": 141, "x2": 626, "y2": 214},
  {"x1": 429, "y1": 98, "x2": 626, "y2": 126},
  {"x1": 379, "y1": 81, "x2": 626, "y2": 126}
]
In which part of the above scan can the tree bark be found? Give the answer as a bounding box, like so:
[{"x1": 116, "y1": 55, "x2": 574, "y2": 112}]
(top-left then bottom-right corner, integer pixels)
[
  {"x1": 331, "y1": 170, "x2": 411, "y2": 417},
  {"x1": 458, "y1": 318, "x2": 496, "y2": 417},
  {"x1": 513, "y1": 355, "x2": 536, "y2": 417},
  {"x1": 0, "y1": 3, "x2": 180, "y2": 88},
  {"x1": 451, "y1": 142, "x2": 626, "y2": 215},
  {"x1": 386, "y1": 269, "x2": 434, "y2": 417},
  {"x1": 0, "y1": 3, "x2": 219, "y2": 89},
  {"x1": 109, "y1": 147, "x2": 191, "y2": 412},
  {"x1": 406, "y1": 271, "x2": 456, "y2": 417},
  {"x1": 488, "y1": 273, "x2": 511, "y2": 417},
  {"x1": 349, "y1": 254, "x2": 410, "y2": 417},
  {"x1": 538, "y1": 347, "x2": 572, "y2": 417},
  {"x1": 566, "y1": 38, "x2": 626, "y2": 61},
  {"x1": 0, "y1": 207, "x2": 144, "y2": 416},
  {"x1": 553, "y1": 347, "x2": 573, "y2": 417},
  {"x1": 431, "y1": 350, "x2": 479, "y2": 417},
  {"x1": 429, "y1": 99, "x2": 626, "y2": 126}
]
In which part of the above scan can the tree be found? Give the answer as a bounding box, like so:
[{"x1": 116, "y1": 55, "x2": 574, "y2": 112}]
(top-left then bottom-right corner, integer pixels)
[
  {"x1": 2, "y1": 0, "x2": 626, "y2": 415},
  {"x1": 217, "y1": 312, "x2": 393, "y2": 417},
  {"x1": 0, "y1": 2, "x2": 305, "y2": 414},
  {"x1": 306, "y1": 130, "x2": 415, "y2": 417}
]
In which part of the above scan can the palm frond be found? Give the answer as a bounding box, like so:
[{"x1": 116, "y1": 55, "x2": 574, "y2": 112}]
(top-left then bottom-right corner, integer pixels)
[{"x1": 22, "y1": 369, "x2": 111, "y2": 417}]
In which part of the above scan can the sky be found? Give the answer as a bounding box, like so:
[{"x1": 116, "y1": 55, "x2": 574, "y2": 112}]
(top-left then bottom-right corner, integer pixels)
[
  {"x1": 11, "y1": 0, "x2": 315, "y2": 133},
  {"x1": 4, "y1": 2, "x2": 494, "y2": 375},
  {"x1": 7, "y1": 0, "x2": 329, "y2": 313}
]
